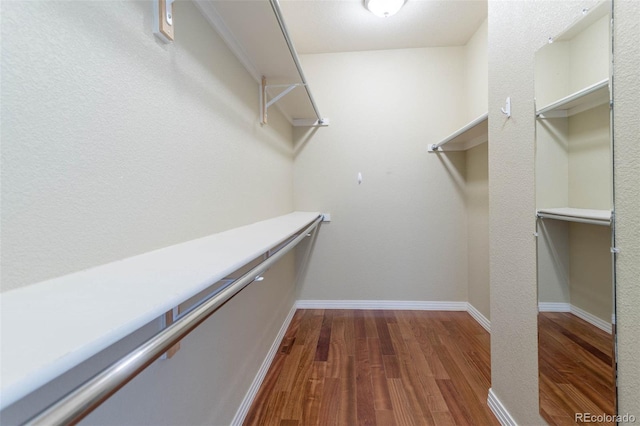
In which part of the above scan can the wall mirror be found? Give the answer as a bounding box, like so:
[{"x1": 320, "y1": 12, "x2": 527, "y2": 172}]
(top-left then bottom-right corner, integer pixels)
[{"x1": 534, "y1": 1, "x2": 616, "y2": 424}]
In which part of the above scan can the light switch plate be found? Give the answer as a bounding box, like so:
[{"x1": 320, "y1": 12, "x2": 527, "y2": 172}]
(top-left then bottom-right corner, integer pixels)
[{"x1": 153, "y1": 0, "x2": 174, "y2": 43}]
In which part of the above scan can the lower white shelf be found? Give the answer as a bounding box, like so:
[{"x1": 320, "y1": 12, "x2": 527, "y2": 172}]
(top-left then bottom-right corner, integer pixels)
[
  {"x1": 0, "y1": 211, "x2": 321, "y2": 410},
  {"x1": 536, "y1": 207, "x2": 612, "y2": 226}
]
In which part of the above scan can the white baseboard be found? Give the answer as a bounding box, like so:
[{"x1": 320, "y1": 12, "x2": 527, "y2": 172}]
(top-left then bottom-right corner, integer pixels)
[
  {"x1": 296, "y1": 300, "x2": 491, "y2": 333},
  {"x1": 295, "y1": 299, "x2": 468, "y2": 311},
  {"x1": 570, "y1": 305, "x2": 612, "y2": 334},
  {"x1": 487, "y1": 388, "x2": 517, "y2": 426},
  {"x1": 230, "y1": 303, "x2": 298, "y2": 426},
  {"x1": 467, "y1": 303, "x2": 491, "y2": 333},
  {"x1": 538, "y1": 302, "x2": 571, "y2": 312},
  {"x1": 538, "y1": 303, "x2": 611, "y2": 334}
]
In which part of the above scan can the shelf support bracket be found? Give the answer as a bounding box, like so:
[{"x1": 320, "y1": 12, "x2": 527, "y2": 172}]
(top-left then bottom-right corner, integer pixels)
[
  {"x1": 260, "y1": 77, "x2": 306, "y2": 125},
  {"x1": 160, "y1": 307, "x2": 180, "y2": 359}
]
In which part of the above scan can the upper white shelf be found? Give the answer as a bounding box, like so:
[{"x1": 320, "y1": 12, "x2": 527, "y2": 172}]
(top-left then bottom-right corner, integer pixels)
[
  {"x1": 536, "y1": 79, "x2": 610, "y2": 118},
  {"x1": 428, "y1": 113, "x2": 488, "y2": 152},
  {"x1": 194, "y1": 0, "x2": 325, "y2": 127},
  {"x1": 537, "y1": 207, "x2": 611, "y2": 226},
  {"x1": 0, "y1": 211, "x2": 321, "y2": 410}
]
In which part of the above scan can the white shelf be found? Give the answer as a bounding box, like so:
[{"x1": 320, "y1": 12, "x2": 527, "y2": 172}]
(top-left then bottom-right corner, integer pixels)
[
  {"x1": 194, "y1": 0, "x2": 325, "y2": 127},
  {"x1": 536, "y1": 207, "x2": 611, "y2": 226},
  {"x1": 0, "y1": 211, "x2": 321, "y2": 410},
  {"x1": 428, "y1": 113, "x2": 488, "y2": 152},
  {"x1": 536, "y1": 79, "x2": 609, "y2": 118}
]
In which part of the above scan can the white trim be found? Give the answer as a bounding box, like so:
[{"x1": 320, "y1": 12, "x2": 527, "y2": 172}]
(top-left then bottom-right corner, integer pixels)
[
  {"x1": 467, "y1": 303, "x2": 491, "y2": 333},
  {"x1": 570, "y1": 305, "x2": 612, "y2": 334},
  {"x1": 295, "y1": 300, "x2": 491, "y2": 332},
  {"x1": 487, "y1": 388, "x2": 517, "y2": 426},
  {"x1": 230, "y1": 303, "x2": 298, "y2": 426},
  {"x1": 294, "y1": 300, "x2": 468, "y2": 311},
  {"x1": 538, "y1": 302, "x2": 571, "y2": 312}
]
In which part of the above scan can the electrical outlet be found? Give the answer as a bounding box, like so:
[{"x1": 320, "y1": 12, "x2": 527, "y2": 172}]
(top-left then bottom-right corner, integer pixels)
[{"x1": 322, "y1": 213, "x2": 331, "y2": 222}]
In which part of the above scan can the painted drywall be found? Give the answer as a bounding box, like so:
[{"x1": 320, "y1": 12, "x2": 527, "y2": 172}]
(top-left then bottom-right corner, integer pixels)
[
  {"x1": 569, "y1": 223, "x2": 612, "y2": 323},
  {"x1": 465, "y1": 19, "x2": 489, "y2": 122},
  {"x1": 534, "y1": 11, "x2": 609, "y2": 108},
  {"x1": 536, "y1": 117, "x2": 570, "y2": 209},
  {"x1": 0, "y1": 0, "x2": 293, "y2": 292},
  {"x1": 464, "y1": 21, "x2": 490, "y2": 320},
  {"x1": 466, "y1": 143, "x2": 490, "y2": 320},
  {"x1": 490, "y1": 0, "x2": 639, "y2": 422},
  {"x1": 612, "y1": 0, "x2": 640, "y2": 416},
  {"x1": 293, "y1": 47, "x2": 470, "y2": 302},
  {"x1": 537, "y1": 220, "x2": 571, "y2": 305},
  {"x1": 568, "y1": 104, "x2": 611, "y2": 209},
  {"x1": 0, "y1": 1, "x2": 298, "y2": 424},
  {"x1": 568, "y1": 14, "x2": 609, "y2": 95}
]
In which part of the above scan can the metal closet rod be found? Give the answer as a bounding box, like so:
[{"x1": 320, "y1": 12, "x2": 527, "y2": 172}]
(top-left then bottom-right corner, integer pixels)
[
  {"x1": 268, "y1": 0, "x2": 323, "y2": 122},
  {"x1": 25, "y1": 215, "x2": 323, "y2": 426}
]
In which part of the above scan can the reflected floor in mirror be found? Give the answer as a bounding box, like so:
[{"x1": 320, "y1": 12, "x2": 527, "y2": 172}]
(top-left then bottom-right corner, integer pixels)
[{"x1": 539, "y1": 312, "x2": 615, "y2": 426}]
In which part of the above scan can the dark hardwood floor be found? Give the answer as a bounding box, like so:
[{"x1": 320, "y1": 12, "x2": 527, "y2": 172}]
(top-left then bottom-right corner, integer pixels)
[
  {"x1": 244, "y1": 309, "x2": 498, "y2": 426},
  {"x1": 538, "y1": 312, "x2": 616, "y2": 426}
]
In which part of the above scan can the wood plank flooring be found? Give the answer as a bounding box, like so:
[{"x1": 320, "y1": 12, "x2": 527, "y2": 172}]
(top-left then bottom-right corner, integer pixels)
[
  {"x1": 244, "y1": 309, "x2": 498, "y2": 426},
  {"x1": 538, "y1": 312, "x2": 616, "y2": 426}
]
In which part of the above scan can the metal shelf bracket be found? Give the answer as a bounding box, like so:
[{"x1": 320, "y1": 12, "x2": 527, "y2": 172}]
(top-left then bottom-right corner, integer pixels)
[{"x1": 260, "y1": 77, "x2": 305, "y2": 125}]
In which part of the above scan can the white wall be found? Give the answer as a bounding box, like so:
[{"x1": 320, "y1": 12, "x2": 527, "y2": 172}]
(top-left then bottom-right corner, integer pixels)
[
  {"x1": 0, "y1": 0, "x2": 293, "y2": 292},
  {"x1": 534, "y1": 12, "x2": 609, "y2": 108},
  {"x1": 612, "y1": 0, "x2": 640, "y2": 415},
  {"x1": 464, "y1": 20, "x2": 490, "y2": 320},
  {"x1": 465, "y1": 19, "x2": 489, "y2": 122},
  {"x1": 293, "y1": 47, "x2": 469, "y2": 303},
  {"x1": 489, "y1": 0, "x2": 639, "y2": 422},
  {"x1": 569, "y1": 223, "x2": 612, "y2": 322},
  {"x1": 466, "y1": 143, "x2": 490, "y2": 319},
  {"x1": 568, "y1": 104, "x2": 611, "y2": 209},
  {"x1": 0, "y1": 1, "x2": 297, "y2": 424}
]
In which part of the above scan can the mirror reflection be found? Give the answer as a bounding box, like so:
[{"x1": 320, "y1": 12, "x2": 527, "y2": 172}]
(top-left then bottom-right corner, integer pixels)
[{"x1": 534, "y1": 2, "x2": 616, "y2": 424}]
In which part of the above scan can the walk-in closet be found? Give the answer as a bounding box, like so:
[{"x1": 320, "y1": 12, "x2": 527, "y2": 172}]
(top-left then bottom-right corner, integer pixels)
[{"x1": 1, "y1": 0, "x2": 638, "y2": 425}]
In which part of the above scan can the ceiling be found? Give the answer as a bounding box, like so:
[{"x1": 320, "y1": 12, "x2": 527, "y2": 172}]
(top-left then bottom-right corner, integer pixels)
[{"x1": 279, "y1": 0, "x2": 488, "y2": 54}]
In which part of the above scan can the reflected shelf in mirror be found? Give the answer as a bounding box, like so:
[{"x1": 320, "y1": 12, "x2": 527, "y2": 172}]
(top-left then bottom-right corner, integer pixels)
[
  {"x1": 537, "y1": 207, "x2": 612, "y2": 226},
  {"x1": 534, "y1": 0, "x2": 615, "y2": 424},
  {"x1": 536, "y1": 78, "x2": 609, "y2": 118}
]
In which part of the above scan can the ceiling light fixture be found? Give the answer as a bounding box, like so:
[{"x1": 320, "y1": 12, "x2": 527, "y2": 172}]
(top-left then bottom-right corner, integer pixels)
[{"x1": 364, "y1": 0, "x2": 406, "y2": 18}]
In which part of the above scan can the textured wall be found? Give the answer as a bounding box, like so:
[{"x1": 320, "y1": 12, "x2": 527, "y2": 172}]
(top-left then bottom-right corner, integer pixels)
[
  {"x1": 1, "y1": 0, "x2": 293, "y2": 291},
  {"x1": 612, "y1": 0, "x2": 640, "y2": 417},
  {"x1": 293, "y1": 47, "x2": 470, "y2": 302},
  {"x1": 0, "y1": 1, "x2": 297, "y2": 424},
  {"x1": 489, "y1": 0, "x2": 639, "y2": 422}
]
